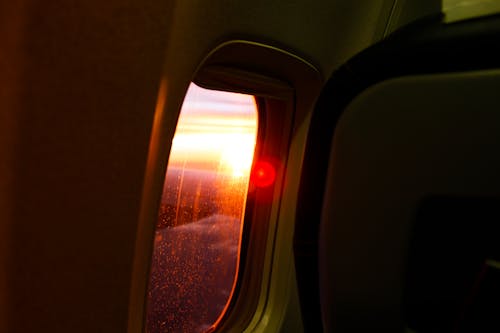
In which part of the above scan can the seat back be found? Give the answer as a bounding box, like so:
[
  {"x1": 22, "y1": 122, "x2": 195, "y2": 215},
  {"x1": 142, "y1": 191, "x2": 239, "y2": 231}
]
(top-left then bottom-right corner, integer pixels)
[{"x1": 316, "y1": 13, "x2": 500, "y2": 332}]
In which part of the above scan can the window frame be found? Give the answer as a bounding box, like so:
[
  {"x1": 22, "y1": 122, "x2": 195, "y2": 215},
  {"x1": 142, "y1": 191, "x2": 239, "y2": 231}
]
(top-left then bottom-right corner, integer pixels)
[
  {"x1": 192, "y1": 41, "x2": 322, "y2": 333},
  {"x1": 129, "y1": 40, "x2": 322, "y2": 333}
]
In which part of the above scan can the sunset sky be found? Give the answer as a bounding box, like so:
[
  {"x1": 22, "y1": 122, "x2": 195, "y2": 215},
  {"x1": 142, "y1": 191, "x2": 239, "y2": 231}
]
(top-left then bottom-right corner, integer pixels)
[{"x1": 168, "y1": 83, "x2": 258, "y2": 177}]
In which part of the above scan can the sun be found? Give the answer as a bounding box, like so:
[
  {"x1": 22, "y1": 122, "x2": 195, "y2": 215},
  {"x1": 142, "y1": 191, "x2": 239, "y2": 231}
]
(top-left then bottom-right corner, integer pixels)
[{"x1": 220, "y1": 134, "x2": 256, "y2": 178}]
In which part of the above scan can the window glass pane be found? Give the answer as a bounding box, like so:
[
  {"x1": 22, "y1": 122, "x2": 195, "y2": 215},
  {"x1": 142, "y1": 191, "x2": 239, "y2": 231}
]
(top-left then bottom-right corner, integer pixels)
[{"x1": 147, "y1": 83, "x2": 258, "y2": 333}]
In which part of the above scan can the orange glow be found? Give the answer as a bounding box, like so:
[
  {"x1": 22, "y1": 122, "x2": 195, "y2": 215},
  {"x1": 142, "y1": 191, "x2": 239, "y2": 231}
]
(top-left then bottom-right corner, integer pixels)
[
  {"x1": 147, "y1": 83, "x2": 258, "y2": 333},
  {"x1": 168, "y1": 84, "x2": 258, "y2": 175}
]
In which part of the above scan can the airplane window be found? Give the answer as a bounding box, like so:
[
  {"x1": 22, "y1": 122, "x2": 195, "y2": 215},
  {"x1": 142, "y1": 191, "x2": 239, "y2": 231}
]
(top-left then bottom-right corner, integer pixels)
[{"x1": 146, "y1": 83, "x2": 258, "y2": 333}]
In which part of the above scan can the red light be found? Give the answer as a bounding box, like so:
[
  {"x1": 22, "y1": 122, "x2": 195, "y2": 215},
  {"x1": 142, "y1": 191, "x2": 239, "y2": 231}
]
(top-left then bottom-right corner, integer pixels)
[{"x1": 251, "y1": 160, "x2": 276, "y2": 188}]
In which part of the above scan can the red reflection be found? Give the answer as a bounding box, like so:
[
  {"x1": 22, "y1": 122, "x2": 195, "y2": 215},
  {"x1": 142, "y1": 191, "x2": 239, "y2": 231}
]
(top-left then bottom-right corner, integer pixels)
[
  {"x1": 146, "y1": 83, "x2": 258, "y2": 333},
  {"x1": 251, "y1": 160, "x2": 276, "y2": 188}
]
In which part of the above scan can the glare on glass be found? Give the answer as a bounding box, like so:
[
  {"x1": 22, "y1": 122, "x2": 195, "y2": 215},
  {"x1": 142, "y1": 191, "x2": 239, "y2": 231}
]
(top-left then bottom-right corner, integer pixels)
[{"x1": 146, "y1": 83, "x2": 258, "y2": 333}]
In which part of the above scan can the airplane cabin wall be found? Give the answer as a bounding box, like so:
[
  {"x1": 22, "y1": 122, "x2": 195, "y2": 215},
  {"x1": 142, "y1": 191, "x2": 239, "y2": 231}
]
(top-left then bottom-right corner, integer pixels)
[{"x1": 0, "y1": 0, "x2": 440, "y2": 332}]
